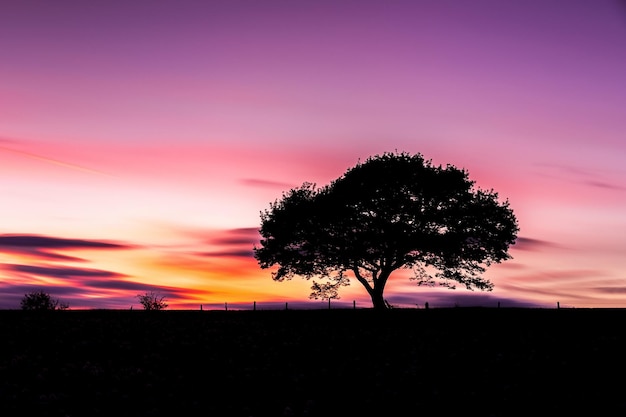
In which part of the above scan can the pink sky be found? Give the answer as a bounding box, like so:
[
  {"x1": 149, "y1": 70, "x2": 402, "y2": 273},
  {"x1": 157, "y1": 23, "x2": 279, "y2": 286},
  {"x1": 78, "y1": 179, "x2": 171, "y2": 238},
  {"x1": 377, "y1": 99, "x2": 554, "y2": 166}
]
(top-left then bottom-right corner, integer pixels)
[{"x1": 1, "y1": 0, "x2": 625, "y2": 309}]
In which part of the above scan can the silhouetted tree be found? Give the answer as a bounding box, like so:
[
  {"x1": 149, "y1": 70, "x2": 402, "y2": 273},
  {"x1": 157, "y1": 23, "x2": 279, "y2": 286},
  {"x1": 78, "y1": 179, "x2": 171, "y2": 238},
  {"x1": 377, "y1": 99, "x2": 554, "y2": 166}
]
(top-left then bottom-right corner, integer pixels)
[
  {"x1": 254, "y1": 151, "x2": 519, "y2": 310},
  {"x1": 20, "y1": 290, "x2": 69, "y2": 310},
  {"x1": 137, "y1": 291, "x2": 168, "y2": 310}
]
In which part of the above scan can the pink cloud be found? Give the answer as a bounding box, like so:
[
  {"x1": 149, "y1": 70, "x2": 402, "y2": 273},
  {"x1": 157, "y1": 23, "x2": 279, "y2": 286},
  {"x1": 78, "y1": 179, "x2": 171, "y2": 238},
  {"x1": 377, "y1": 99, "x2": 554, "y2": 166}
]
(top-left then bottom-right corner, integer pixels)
[{"x1": 240, "y1": 178, "x2": 295, "y2": 189}]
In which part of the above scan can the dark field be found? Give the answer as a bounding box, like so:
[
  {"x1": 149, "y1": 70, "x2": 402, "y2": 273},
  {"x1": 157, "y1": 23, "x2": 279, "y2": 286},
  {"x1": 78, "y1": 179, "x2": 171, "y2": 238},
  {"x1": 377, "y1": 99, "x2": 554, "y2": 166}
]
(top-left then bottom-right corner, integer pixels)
[{"x1": 1, "y1": 308, "x2": 626, "y2": 416}]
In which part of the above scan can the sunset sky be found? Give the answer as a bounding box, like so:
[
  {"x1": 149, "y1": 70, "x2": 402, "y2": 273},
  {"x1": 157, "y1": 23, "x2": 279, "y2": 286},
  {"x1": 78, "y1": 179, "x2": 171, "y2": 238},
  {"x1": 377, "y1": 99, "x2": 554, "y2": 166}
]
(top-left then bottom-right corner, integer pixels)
[{"x1": 1, "y1": 0, "x2": 625, "y2": 309}]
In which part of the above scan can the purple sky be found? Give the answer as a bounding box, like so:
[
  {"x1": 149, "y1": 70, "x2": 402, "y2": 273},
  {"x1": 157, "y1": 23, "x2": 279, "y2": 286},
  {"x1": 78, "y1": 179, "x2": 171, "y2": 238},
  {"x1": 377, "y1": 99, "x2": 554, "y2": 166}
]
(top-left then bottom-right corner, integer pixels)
[{"x1": 1, "y1": 0, "x2": 625, "y2": 309}]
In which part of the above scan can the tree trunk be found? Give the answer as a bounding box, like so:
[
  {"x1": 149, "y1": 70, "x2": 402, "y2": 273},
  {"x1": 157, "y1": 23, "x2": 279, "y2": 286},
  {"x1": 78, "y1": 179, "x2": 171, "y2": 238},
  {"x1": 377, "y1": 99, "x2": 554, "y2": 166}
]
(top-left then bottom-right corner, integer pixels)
[
  {"x1": 370, "y1": 287, "x2": 388, "y2": 310},
  {"x1": 352, "y1": 266, "x2": 392, "y2": 310}
]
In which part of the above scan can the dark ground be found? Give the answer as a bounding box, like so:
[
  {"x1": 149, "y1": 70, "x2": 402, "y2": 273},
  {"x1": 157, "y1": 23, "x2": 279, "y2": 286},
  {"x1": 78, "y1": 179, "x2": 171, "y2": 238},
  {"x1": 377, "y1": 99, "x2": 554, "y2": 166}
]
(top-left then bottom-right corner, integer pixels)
[{"x1": 1, "y1": 308, "x2": 625, "y2": 416}]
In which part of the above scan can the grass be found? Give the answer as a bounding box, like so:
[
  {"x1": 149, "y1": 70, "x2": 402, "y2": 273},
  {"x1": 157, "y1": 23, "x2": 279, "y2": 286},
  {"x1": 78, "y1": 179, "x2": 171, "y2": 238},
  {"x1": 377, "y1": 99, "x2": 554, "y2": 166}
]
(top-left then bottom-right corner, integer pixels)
[{"x1": 1, "y1": 308, "x2": 625, "y2": 416}]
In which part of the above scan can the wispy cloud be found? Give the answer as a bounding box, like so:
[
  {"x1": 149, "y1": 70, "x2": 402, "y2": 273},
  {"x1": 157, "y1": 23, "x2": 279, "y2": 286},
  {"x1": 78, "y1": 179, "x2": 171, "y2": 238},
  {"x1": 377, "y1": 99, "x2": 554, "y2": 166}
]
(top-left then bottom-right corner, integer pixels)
[
  {"x1": 240, "y1": 178, "x2": 295, "y2": 189},
  {"x1": 512, "y1": 237, "x2": 558, "y2": 251},
  {"x1": 3, "y1": 264, "x2": 126, "y2": 279},
  {"x1": 0, "y1": 144, "x2": 115, "y2": 177},
  {"x1": 80, "y1": 279, "x2": 158, "y2": 291},
  {"x1": 534, "y1": 163, "x2": 626, "y2": 192},
  {"x1": 198, "y1": 249, "x2": 255, "y2": 259},
  {"x1": 208, "y1": 227, "x2": 260, "y2": 246},
  {"x1": 0, "y1": 234, "x2": 132, "y2": 249},
  {"x1": 593, "y1": 286, "x2": 626, "y2": 294},
  {"x1": 0, "y1": 283, "x2": 85, "y2": 298},
  {"x1": 0, "y1": 247, "x2": 87, "y2": 262},
  {"x1": 0, "y1": 234, "x2": 134, "y2": 263},
  {"x1": 504, "y1": 269, "x2": 604, "y2": 285},
  {"x1": 583, "y1": 180, "x2": 626, "y2": 191},
  {"x1": 495, "y1": 269, "x2": 617, "y2": 307},
  {"x1": 79, "y1": 279, "x2": 205, "y2": 295},
  {"x1": 197, "y1": 227, "x2": 260, "y2": 259}
]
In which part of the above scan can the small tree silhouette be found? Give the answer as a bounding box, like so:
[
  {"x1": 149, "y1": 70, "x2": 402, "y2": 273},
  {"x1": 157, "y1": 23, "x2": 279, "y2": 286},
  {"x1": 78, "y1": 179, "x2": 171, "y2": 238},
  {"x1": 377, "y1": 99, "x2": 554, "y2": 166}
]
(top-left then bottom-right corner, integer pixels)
[
  {"x1": 20, "y1": 290, "x2": 69, "y2": 311},
  {"x1": 137, "y1": 291, "x2": 168, "y2": 310}
]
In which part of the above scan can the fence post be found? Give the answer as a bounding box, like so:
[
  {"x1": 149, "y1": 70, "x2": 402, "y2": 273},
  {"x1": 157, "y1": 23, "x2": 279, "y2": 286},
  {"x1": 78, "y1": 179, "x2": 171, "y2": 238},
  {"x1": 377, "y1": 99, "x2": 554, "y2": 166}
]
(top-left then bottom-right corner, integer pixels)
[
  {"x1": 285, "y1": 302, "x2": 288, "y2": 310},
  {"x1": 225, "y1": 302, "x2": 228, "y2": 311},
  {"x1": 253, "y1": 301, "x2": 256, "y2": 311},
  {"x1": 328, "y1": 298, "x2": 331, "y2": 310},
  {"x1": 425, "y1": 302, "x2": 429, "y2": 310},
  {"x1": 557, "y1": 301, "x2": 560, "y2": 309},
  {"x1": 353, "y1": 300, "x2": 356, "y2": 310},
  {"x1": 200, "y1": 304, "x2": 203, "y2": 311}
]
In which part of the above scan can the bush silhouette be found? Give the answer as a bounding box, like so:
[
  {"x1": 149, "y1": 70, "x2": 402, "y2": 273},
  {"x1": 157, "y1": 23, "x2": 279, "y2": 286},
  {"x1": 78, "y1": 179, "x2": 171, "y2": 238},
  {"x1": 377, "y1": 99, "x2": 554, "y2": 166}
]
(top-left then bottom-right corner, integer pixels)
[
  {"x1": 20, "y1": 290, "x2": 69, "y2": 310},
  {"x1": 137, "y1": 291, "x2": 168, "y2": 310}
]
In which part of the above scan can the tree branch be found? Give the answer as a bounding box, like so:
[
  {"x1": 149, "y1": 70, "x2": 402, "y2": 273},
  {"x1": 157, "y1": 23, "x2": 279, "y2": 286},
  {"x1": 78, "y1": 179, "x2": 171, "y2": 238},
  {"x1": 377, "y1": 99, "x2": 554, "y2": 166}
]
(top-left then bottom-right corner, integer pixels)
[{"x1": 352, "y1": 266, "x2": 374, "y2": 296}]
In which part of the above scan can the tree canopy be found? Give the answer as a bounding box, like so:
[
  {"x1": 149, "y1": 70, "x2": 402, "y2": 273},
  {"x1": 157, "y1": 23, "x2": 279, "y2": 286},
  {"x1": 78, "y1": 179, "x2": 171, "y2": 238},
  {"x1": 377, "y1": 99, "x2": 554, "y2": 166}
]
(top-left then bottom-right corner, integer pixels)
[{"x1": 254, "y1": 151, "x2": 519, "y2": 309}]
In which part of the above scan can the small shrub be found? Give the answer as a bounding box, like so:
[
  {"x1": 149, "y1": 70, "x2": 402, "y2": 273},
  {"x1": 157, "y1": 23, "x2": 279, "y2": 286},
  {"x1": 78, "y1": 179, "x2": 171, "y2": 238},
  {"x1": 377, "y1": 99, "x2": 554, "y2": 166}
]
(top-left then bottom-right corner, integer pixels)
[
  {"x1": 20, "y1": 290, "x2": 69, "y2": 311},
  {"x1": 137, "y1": 291, "x2": 168, "y2": 310}
]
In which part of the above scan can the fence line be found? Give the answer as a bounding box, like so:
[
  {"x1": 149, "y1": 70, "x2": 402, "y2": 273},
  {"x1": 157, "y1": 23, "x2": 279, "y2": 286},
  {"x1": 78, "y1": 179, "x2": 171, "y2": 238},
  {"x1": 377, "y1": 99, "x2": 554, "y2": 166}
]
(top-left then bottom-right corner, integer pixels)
[{"x1": 188, "y1": 299, "x2": 560, "y2": 311}]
